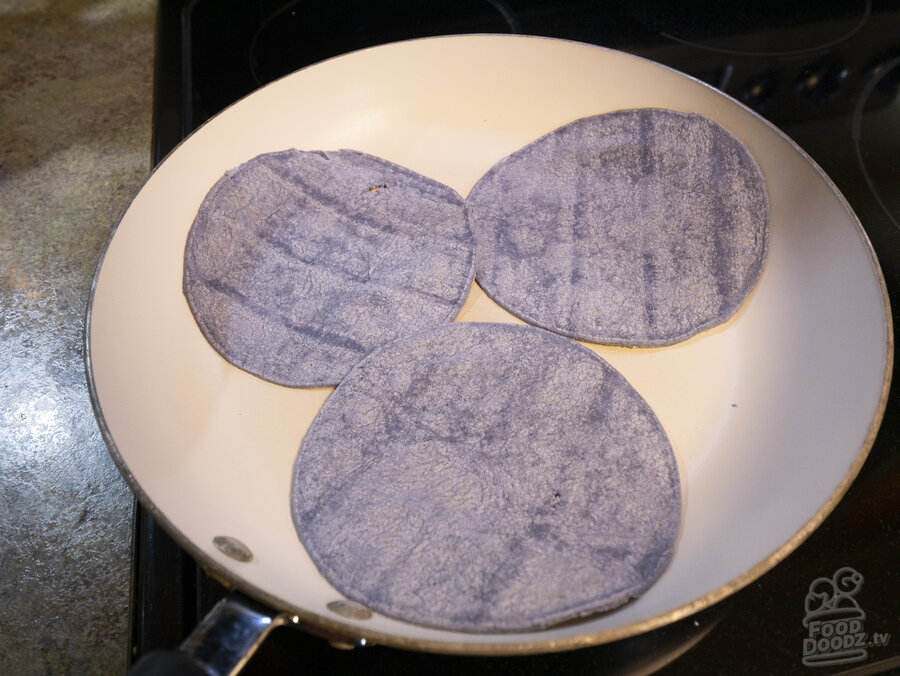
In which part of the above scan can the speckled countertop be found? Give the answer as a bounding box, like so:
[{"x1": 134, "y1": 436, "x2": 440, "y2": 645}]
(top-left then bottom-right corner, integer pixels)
[{"x1": 1, "y1": 1, "x2": 156, "y2": 673}]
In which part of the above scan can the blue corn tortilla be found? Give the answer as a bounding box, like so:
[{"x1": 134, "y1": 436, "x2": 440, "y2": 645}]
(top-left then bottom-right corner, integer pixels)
[
  {"x1": 183, "y1": 149, "x2": 474, "y2": 387},
  {"x1": 467, "y1": 109, "x2": 769, "y2": 346},
  {"x1": 291, "y1": 322, "x2": 682, "y2": 633}
]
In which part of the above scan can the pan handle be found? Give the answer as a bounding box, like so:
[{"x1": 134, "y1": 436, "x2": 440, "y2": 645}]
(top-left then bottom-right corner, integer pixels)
[{"x1": 129, "y1": 590, "x2": 290, "y2": 676}]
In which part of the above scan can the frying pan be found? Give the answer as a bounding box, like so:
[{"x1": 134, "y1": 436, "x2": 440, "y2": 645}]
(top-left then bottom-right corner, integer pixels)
[{"x1": 86, "y1": 36, "x2": 892, "y2": 674}]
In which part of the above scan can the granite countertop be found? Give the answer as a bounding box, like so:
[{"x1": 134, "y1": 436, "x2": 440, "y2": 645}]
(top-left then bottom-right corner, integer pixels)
[{"x1": 1, "y1": 1, "x2": 156, "y2": 673}]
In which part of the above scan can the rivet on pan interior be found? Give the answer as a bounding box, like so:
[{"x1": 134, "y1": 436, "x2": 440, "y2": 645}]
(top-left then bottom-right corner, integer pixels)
[
  {"x1": 212, "y1": 535, "x2": 253, "y2": 562},
  {"x1": 327, "y1": 600, "x2": 373, "y2": 620}
]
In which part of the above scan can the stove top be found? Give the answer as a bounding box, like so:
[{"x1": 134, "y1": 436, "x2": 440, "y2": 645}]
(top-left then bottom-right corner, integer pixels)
[{"x1": 140, "y1": 1, "x2": 900, "y2": 673}]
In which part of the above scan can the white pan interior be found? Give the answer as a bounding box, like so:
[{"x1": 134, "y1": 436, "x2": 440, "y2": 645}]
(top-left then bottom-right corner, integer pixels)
[{"x1": 87, "y1": 35, "x2": 891, "y2": 653}]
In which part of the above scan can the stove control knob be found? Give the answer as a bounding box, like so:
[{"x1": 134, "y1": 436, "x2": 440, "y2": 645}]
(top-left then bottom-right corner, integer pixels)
[
  {"x1": 742, "y1": 70, "x2": 779, "y2": 112},
  {"x1": 795, "y1": 58, "x2": 848, "y2": 105},
  {"x1": 861, "y1": 53, "x2": 900, "y2": 110}
]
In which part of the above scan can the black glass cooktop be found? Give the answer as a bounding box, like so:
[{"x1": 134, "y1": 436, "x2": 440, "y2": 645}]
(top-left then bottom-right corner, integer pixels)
[{"x1": 140, "y1": 1, "x2": 900, "y2": 673}]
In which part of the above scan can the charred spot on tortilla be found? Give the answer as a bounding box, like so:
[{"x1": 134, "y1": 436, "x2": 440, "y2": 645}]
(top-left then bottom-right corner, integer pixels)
[
  {"x1": 467, "y1": 108, "x2": 769, "y2": 346},
  {"x1": 182, "y1": 149, "x2": 474, "y2": 387},
  {"x1": 291, "y1": 322, "x2": 681, "y2": 633}
]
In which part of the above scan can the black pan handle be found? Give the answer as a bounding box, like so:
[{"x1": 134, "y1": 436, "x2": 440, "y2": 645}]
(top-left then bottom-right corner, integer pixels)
[{"x1": 129, "y1": 590, "x2": 290, "y2": 676}]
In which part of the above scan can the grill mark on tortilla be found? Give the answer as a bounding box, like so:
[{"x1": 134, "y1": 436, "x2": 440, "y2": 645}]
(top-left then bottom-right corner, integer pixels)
[
  {"x1": 186, "y1": 273, "x2": 369, "y2": 357},
  {"x1": 709, "y1": 126, "x2": 736, "y2": 315},
  {"x1": 260, "y1": 154, "x2": 470, "y2": 244},
  {"x1": 642, "y1": 251, "x2": 657, "y2": 330},
  {"x1": 639, "y1": 108, "x2": 653, "y2": 176}
]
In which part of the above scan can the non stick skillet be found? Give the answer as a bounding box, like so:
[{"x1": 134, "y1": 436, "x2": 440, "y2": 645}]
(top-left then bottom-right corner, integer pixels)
[{"x1": 85, "y1": 35, "x2": 891, "y2": 674}]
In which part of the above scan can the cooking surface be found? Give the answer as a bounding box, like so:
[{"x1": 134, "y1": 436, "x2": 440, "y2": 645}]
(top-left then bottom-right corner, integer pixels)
[{"x1": 142, "y1": 0, "x2": 898, "y2": 673}]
